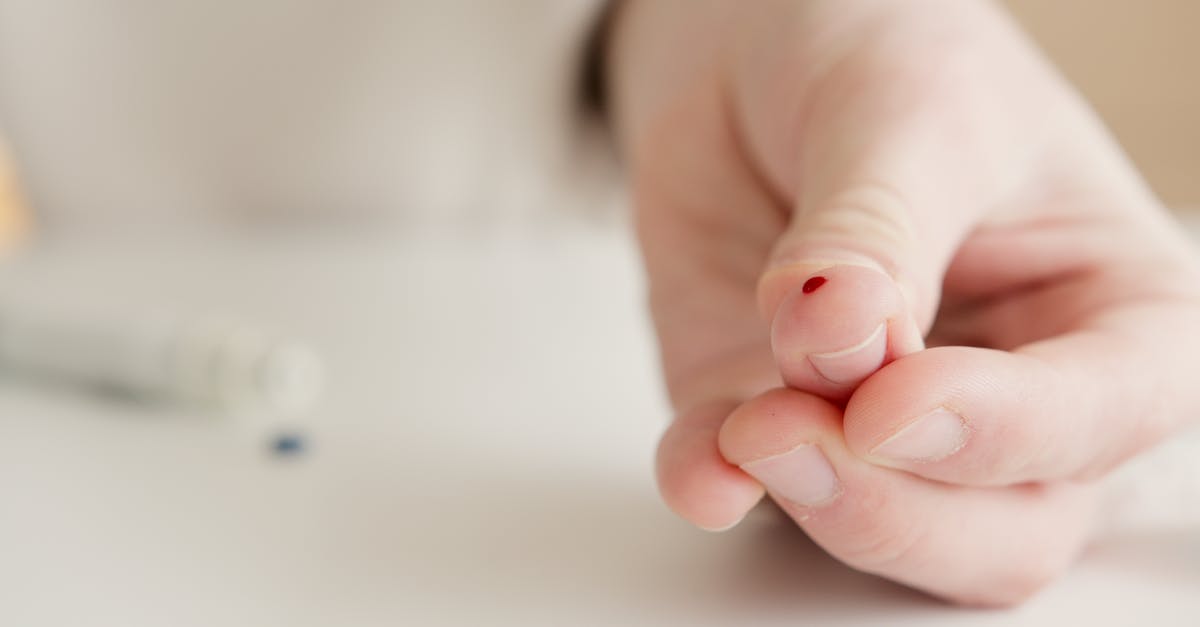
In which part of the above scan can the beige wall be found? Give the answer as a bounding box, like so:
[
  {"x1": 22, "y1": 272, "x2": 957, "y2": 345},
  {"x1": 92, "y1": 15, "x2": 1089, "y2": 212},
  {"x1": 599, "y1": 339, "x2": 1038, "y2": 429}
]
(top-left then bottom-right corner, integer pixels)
[
  {"x1": 0, "y1": 2, "x2": 1193, "y2": 228},
  {"x1": 1004, "y1": 0, "x2": 1200, "y2": 206}
]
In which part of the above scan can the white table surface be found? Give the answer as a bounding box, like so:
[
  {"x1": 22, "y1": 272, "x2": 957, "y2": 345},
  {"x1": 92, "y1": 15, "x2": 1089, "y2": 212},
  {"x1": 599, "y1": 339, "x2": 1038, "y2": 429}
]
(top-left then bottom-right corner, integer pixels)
[{"x1": 0, "y1": 219, "x2": 1197, "y2": 626}]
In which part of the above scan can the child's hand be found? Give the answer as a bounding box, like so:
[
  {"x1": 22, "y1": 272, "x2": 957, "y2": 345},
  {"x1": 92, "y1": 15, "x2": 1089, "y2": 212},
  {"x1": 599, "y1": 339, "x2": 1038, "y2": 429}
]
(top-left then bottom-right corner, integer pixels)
[{"x1": 609, "y1": 0, "x2": 1200, "y2": 605}]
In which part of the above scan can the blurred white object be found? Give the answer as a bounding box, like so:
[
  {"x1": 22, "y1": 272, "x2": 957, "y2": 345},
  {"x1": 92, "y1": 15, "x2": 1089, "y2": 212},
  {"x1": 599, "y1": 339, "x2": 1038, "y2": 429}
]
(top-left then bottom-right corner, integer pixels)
[
  {"x1": 0, "y1": 0, "x2": 609, "y2": 233},
  {"x1": 0, "y1": 305, "x2": 323, "y2": 412}
]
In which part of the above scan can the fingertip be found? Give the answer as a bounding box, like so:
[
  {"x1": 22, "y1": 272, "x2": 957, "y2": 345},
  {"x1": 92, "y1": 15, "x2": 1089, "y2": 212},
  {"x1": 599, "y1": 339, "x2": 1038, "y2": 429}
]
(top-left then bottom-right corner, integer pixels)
[
  {"x1": 756, "y1": 257, "x2": 887, "y2": 321},
  {"x1": 717, "y1": 388, "x2": 945, "y2": 572},
  {"x1": 807, "y1": 322, "x2": 888, "y2": 386},
  {"x1": 842, "y1": 346, "x2": 1038, "y2": 486},
  {"x1": 842, "y1": 347, "x2": 970, "y2": 458},
  {"x1": 766, "y1": 264, "x2": 920, "y2": 396},
  {"x1": 715, "y1": 385, "x2": 1088, "y2": 604},
  {"x1": 717, "y1": 388, "x2": 843, "y2": 466},
  {"x1": 656, "y1": 401, "x2": 766, "y2": 531}
]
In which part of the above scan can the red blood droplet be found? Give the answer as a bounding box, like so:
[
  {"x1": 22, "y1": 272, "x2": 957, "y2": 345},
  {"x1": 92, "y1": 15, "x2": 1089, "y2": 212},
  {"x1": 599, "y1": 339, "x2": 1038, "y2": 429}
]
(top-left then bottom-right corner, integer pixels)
[{"x1": 802, "y1": 276, "x2": 827, "y2": 294}]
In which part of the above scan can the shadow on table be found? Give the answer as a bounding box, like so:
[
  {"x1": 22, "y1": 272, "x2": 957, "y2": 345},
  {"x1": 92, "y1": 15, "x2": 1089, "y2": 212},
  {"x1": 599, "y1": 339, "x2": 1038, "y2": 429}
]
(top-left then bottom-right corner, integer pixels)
[
  {"x1": 1081, "y1": 528, "x2": 1200, "y2": 587},
  {"x1": 333, "y1": 467, "x2": 965, "y2": 624}
]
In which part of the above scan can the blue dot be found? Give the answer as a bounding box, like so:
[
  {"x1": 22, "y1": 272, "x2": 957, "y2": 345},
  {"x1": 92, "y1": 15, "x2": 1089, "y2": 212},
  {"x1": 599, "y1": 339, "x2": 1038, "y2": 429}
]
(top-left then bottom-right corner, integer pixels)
[{"x1": 271, "y1": 433, "x2": 307, "y2": 456}]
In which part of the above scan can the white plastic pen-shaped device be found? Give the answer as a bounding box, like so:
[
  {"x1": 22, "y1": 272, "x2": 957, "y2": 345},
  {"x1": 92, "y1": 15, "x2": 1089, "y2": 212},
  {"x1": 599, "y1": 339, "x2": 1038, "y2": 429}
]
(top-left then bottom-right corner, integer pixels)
[{"x1": 0, "y1": 306, "x2": 323, "y2": 413}]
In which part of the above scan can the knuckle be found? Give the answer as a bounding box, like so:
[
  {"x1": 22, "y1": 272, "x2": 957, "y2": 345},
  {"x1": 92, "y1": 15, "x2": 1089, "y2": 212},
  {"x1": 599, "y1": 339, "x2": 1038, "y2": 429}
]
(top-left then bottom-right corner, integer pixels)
[
  {"x1": 788, "y1": 181, "x2": 916, "y2": 275},
  {"x1": 806, "y1": 182, "x2": 915, "y2": 245}
]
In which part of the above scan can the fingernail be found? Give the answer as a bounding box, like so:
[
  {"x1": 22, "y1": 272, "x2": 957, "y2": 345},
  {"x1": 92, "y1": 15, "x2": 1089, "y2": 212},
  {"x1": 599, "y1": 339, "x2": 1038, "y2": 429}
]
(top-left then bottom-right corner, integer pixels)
[
  {"x1": 872, "y1": 407, "x2": 968, "y2": 463},
  {"x1": 740, "y1": 444, "x2": 840, "y2": 507},
  {"x1": 808, "y1": 322, "x2": 887, "y2": 384},
  {"x1": 697, "y1": 514, "x2": 747, "y2": 533}
]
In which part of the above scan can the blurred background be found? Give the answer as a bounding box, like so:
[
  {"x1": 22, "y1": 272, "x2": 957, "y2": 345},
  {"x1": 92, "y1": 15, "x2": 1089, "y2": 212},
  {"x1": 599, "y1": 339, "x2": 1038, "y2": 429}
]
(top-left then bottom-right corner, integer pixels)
[
  {"x1": 1005, "y1": 0, "x2": 1199, "y2": 207},
  {"x1": 0, "y1": 1, "x2": 1197, "y2": 238},
  {"x1": 0, "y1": 2, "x2": 1197, "y2": 626},
  {"x1": 0, "y1": 0, "x2": 609, "y2": 238}
]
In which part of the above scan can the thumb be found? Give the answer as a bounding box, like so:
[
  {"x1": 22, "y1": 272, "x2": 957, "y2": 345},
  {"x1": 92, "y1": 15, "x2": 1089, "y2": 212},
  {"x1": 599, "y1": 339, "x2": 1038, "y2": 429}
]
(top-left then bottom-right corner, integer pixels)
[
  {"x1": 729, "y1": 5, "x2": 1052, "y2": 400},
  {"x1": 755, "y1": 81, "x2": 1011, "y2": 398},
  {"x1": 760, "y1": 257, "x2": 923, "y2": 399}
]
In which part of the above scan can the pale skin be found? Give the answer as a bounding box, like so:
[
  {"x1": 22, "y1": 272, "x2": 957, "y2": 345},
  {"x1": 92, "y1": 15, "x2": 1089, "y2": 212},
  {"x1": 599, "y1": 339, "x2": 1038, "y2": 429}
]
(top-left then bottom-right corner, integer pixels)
[{"x1": 608, "y1": 0, "x2": 1200, "y2": 606}]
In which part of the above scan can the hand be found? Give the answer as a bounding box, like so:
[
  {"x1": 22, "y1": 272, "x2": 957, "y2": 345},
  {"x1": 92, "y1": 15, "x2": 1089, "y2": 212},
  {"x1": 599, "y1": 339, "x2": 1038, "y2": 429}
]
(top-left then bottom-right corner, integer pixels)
[{"x1": 608, "y1": 0, "x2": 1200, "y2": 605}]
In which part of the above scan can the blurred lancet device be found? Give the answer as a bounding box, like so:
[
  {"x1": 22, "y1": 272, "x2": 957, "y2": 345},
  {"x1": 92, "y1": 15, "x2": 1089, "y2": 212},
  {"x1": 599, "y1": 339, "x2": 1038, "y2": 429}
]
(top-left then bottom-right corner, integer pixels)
[{"x1": 0, "y1": 304, "x2": 323, "y2": 414}]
